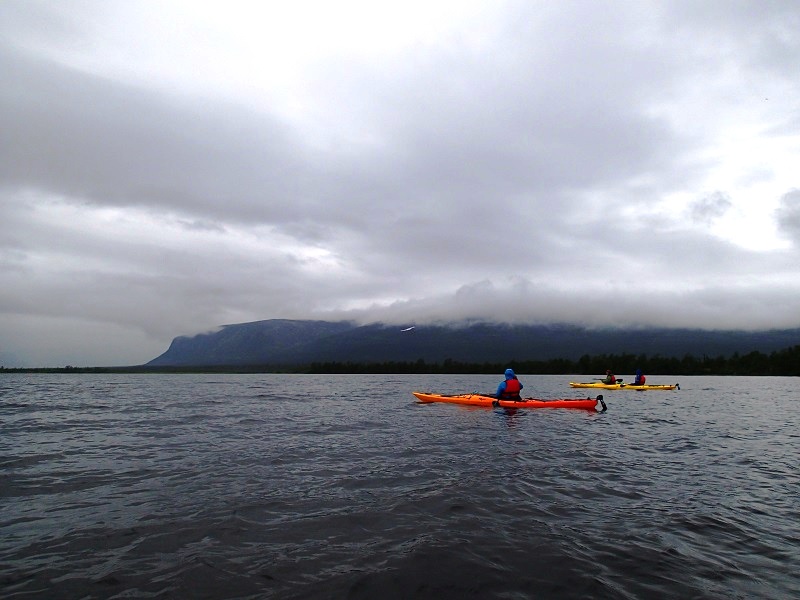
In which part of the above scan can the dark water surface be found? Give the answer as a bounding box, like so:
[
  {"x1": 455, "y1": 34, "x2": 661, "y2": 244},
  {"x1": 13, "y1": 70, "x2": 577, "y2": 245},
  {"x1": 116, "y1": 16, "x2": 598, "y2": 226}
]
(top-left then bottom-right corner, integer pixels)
[{"x1": 1, "y1": 374, "x2": 798, "y2": 599}]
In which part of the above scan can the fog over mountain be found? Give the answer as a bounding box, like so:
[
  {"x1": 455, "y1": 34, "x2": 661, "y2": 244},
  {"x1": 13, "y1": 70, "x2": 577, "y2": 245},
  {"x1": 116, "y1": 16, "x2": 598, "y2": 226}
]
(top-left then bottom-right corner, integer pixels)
[{"x1": 147, "y1": 320, "x2": 800, "y2": 367}]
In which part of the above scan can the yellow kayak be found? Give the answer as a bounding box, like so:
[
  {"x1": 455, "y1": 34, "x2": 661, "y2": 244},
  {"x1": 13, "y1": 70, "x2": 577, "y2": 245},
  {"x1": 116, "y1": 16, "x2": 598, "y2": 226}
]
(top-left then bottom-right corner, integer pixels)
[{"x1": 569, "y1": 381, "x2": 679, "y2": 390}]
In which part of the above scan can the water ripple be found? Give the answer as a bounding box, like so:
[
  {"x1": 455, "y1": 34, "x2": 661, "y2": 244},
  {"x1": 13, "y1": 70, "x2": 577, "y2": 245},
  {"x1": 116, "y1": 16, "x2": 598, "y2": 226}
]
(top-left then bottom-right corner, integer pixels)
[{"x1": 1, "y1": 374, "x2": 799, "y2": 599}]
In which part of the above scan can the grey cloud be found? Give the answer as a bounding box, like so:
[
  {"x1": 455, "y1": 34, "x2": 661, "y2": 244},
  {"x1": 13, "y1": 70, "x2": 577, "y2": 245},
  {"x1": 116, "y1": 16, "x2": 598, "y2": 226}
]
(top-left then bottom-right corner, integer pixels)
[
  {"x1": 776, "y1": 189, "x2": 800, "y2": 244},
  {"x1": 344, "y1": 277, "x2": 800, "y2": 332},
  {"x1": 688, "y1": 192, "x2": 733, "y2": 224},
  {"x1": 1, "y1": 1, "x2": 800, "y2": 365},
  {"x1": 0, "y1": 47, "x2": 309, "y2": 223},
  {"x1": 662, "y1": 0, "x2": 800, "y2": 78}
]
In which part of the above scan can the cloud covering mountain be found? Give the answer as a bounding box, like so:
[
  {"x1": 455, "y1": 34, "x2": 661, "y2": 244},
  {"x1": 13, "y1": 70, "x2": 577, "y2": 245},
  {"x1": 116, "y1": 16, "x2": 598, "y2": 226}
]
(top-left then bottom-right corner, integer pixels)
[{"x1": 146, "y1": 319, "x2": 800, "y2": 367}]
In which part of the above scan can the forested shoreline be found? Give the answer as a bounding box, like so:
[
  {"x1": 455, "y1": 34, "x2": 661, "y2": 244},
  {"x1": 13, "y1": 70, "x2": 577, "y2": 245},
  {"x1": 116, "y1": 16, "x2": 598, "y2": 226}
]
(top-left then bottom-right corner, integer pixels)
[{"x1": 3, "y1": 344, "x2": 799, "y2": 376}]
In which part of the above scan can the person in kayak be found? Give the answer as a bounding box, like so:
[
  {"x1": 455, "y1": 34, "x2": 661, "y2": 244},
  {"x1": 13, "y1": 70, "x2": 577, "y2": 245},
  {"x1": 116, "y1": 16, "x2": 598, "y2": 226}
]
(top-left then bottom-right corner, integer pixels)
[
  {"x1": 496, "y1": 368, "x2": 523, "y2": 400},
  {"x1": 601, "y1": 370, "x2": 617, "y2": 384},
  {"x1": 633, "y1": 369, "x2": 646, "y2": 385}
]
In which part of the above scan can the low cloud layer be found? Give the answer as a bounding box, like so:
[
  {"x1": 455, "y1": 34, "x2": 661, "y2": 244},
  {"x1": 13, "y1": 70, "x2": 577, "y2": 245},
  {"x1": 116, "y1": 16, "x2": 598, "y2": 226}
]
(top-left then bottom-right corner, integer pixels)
[{"x1": 1, "y1": 1, "x2": 799, "y2": 366}]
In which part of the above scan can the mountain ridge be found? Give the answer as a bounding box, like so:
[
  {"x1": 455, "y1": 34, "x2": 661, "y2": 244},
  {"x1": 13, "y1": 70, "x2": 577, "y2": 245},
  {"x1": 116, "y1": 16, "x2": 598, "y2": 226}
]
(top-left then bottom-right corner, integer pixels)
[{"x1": 146, "y1": 319, "x2": 800, "y2": 366}]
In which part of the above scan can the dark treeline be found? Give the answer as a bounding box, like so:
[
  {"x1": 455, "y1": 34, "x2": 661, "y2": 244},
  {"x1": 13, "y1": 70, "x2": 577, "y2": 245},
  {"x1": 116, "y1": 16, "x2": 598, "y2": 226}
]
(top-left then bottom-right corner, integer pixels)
[
  {"x1": 3, "y1": 344, "x2": 799, "y2": 375},
  {"x1": 308, "y1": 344, "x2": 800, "y2": 375}
]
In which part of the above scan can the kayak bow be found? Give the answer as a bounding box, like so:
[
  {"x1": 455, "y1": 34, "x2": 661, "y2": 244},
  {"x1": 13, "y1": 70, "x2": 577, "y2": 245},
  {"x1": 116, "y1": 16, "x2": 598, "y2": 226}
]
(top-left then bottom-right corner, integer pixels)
[{"x1": 413, "y1": 392, "x2": 606, "y2": 411}]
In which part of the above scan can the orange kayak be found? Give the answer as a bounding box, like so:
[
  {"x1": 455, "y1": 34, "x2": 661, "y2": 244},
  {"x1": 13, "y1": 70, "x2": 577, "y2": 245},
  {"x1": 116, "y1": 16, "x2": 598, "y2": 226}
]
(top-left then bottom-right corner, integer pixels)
[{"x1": 412, "y1": 392, "x2": 606, "y2": 411}]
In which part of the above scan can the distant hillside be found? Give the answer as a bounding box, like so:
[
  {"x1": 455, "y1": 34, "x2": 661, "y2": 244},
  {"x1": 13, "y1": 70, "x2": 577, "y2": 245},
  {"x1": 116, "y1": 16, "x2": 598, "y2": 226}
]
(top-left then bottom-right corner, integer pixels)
[{"x1": 146, "y1": 319, "x2": 800, "y2": 367}]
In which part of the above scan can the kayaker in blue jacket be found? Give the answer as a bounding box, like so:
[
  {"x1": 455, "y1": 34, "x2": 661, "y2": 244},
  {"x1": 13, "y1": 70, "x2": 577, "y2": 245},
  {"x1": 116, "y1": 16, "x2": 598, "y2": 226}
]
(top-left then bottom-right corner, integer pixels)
[
  {"x1": 496, "y1": 368, "x2": 523, "y2": 400},
  {"x1": 633, "y1": 369, "x2": 646, "y2": 385}
]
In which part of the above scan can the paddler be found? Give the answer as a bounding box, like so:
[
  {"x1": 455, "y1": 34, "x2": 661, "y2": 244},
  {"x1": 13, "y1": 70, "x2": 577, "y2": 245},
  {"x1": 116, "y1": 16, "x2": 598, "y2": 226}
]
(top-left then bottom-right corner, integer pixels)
[
  {"x1": 601, "y1": 370, "x2": 617, "y2": 384},
  {"x1": 496, "y1": 368, "x2": 523, "y2": 400}
]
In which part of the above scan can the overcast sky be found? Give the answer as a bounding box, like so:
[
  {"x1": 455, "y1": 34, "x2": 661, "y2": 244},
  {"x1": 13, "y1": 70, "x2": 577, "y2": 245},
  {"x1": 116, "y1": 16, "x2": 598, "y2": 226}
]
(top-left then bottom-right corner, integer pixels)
[{"x1": 2, "y1": 0, "x2": 800, "y2": 367}]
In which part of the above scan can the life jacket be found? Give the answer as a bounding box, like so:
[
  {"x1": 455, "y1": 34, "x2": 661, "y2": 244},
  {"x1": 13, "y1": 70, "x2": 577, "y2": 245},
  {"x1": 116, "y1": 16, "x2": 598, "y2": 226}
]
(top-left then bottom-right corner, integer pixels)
[
  {"x1": 635, "y1": 375, "x2": 646, "y2": 385},
  {"x1": 500, "y1": 378, "x2": 522, "y2": 399}
]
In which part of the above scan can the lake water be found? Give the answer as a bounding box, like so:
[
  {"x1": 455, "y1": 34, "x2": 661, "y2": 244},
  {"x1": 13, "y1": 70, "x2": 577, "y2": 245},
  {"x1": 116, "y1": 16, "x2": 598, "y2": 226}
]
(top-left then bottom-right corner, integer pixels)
[{"x1": 1, "y1": 373, "x2": 798, "y2": 599}]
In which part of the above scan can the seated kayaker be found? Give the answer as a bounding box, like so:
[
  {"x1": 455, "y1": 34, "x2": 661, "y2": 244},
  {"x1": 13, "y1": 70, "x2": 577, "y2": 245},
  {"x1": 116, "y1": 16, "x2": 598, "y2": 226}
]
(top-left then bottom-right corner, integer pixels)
[
  {"x1": 496, "y1": 368, "x2": 523, "y2": 400},
  {"x1": 633, "y1": 369, "x2": 646, "y2": 385},
  {"x1": 601, "y1": 370, "x2": 616, "y2": 384}
]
